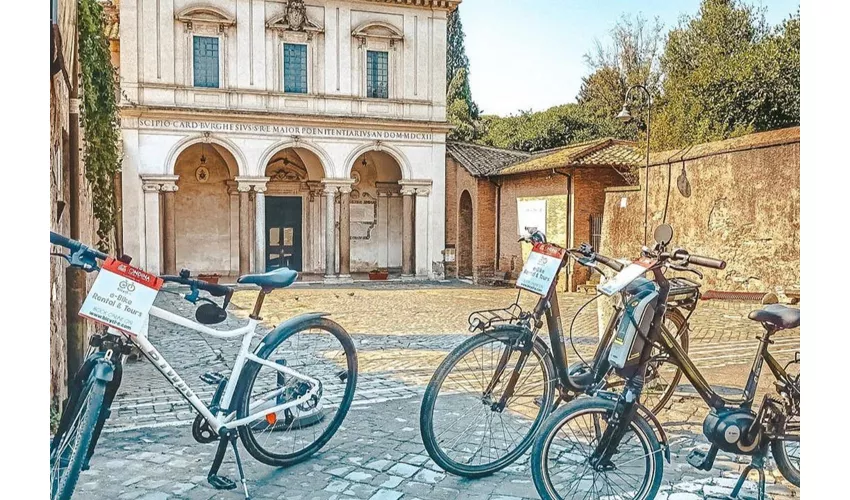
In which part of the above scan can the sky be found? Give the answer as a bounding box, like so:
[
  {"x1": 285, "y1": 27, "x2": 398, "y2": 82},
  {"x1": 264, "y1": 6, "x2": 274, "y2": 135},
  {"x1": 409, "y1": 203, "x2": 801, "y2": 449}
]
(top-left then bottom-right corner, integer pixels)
[{"x1": 460, "y1": 0, "x2": 800, "y2": 117}]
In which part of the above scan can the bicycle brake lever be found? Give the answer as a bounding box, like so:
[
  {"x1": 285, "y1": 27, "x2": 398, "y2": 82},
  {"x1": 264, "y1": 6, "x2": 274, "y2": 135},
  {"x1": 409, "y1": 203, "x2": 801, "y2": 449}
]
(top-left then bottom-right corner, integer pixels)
[{"x1": 669, "y1": 263, "x2": 703, "y2": 279}]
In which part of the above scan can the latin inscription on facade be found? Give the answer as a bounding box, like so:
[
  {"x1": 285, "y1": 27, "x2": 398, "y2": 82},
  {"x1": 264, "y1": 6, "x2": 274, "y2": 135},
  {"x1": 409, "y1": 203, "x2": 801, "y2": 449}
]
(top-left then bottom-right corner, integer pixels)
[{"x1": 136, "y1": 119, "x2": 434, "y2": 142}]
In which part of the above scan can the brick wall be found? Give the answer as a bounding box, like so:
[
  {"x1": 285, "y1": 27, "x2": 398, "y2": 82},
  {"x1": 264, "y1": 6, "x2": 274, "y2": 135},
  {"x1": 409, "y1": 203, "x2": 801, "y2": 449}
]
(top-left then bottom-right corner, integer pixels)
[
  {"x1": 445, "y1": 156, "x2": 498, "y2": 281},
  {"x1": 497, "y1": 168, "x2": 628, "y2": 290},
  {"x1": 599, "y1": 127, "x2": 800, "y2": 295}
]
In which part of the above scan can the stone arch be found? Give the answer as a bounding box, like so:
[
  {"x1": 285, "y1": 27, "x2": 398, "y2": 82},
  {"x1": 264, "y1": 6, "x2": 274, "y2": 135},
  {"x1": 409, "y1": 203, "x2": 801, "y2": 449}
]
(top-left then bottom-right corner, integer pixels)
[
  {"x1": 257, "y1": 139, "x2": 332, "y2": 178},
  {"x1": 166, "y1": 134, "x2": 247, "y2": 177},
  {"x1": 458, "y1": 190, "x2": 474, "y2": 278},
  {"x1": 342, "y1": 142, "x2": 411, "y2": 179}
]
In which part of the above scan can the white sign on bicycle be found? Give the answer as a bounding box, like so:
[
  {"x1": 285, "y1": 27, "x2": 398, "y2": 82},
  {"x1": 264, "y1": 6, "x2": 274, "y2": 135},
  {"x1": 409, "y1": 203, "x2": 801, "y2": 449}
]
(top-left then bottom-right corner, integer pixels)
[
  {"x1": 516, "y1": 243, "x2": 566, "y2": 295},
  {"x1": 79, "y1": 258, "x2": 164, "y2": 335}
]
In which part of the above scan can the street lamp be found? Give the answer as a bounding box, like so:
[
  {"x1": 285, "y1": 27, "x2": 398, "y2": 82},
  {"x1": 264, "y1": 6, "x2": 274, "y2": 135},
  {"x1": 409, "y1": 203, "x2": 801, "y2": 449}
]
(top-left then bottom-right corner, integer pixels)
[{"x1": 617, "y1": 84, "x2": 652, "y2": 245}]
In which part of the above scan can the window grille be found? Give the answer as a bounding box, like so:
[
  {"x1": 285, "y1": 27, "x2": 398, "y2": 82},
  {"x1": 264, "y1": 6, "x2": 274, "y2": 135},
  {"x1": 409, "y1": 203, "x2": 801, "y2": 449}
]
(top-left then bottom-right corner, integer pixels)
[
  {"x1": 193, "y1": 36, "x2": 220, "y2": 88},
  {"x1": 283, "y1": 43, "x2": 308, "y2": 93},
  {"x1": 366, "y1": 50, "x2": 389, "y2": 99}
]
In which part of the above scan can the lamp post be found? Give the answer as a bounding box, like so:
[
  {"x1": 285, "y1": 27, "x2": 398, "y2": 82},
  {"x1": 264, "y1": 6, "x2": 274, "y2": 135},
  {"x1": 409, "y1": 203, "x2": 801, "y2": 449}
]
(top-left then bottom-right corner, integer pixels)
[{"x1": 617, "y1": 84, "x2": 652, "y2": 245}]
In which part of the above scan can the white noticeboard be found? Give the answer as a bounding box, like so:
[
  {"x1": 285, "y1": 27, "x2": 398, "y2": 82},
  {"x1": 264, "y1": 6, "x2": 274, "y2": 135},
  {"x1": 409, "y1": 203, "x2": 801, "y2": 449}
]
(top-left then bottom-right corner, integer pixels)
[
  {"x1": 79, "y1": 258, "x2": 164, "y2": 335},
  {"x1": 517, "y1": 199, "x2": 547, "y2": 236},
  {"x1": 516, "y1": 243, "x2": 567, "y2": 295}
]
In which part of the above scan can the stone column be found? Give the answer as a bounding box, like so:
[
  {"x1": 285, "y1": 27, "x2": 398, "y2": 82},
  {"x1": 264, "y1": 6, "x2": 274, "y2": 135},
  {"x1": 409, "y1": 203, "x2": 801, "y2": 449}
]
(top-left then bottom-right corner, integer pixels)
[
  {"x1": 254, "y1": 184, "x2": 267, "y2": 273},
  {"x1": 401, "y1": 186, "x2": 416, "y2": 278},
  {"x1": 141, "y1": 182, "x2": 162, "y2": 275},
  {"x1": 238, "y1": 183, "x2": 252, "y2": 276},
  {"x1": 160, "y1": 182, "x2": 179, "y2": 275},
  {"x1": 338, "y1": 185, "x2": 352, "y2": 280},
  {"x1": 227, "y1": 182, "x2": 240, "y2": 276},
  {"x1": 415, "y1": 187, "x2": 431, "y2": 278},
  {"x1": 323, "y1": 184, "x2": 337, "y2": 279},
  {"x1": 376, "y1": 192, "x2": 389, "y2": 268}
]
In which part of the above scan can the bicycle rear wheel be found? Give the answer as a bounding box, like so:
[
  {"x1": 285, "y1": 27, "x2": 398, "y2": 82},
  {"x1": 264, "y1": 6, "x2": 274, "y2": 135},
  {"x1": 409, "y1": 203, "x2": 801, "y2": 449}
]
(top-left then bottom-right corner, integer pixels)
[
  {"x1": 420, "y1": 327, "x2": 556, "y2": 477},
  {"x1": 50, "y1": 374, "x2": 107, "y2": 500},
  {"x1": 237, "y1": 317, "x2": 357, "y2": 467}
]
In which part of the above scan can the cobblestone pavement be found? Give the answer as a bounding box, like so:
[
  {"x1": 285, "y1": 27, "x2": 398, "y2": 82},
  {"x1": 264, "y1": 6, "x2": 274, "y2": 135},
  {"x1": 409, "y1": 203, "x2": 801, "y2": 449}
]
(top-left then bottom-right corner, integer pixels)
[{"x1": 73, "y1": 284, "x2": 800, "y2": 499}]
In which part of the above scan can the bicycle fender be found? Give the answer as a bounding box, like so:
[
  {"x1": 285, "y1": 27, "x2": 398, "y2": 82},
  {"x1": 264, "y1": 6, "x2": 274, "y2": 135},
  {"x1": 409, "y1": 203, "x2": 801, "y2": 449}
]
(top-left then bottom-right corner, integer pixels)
[
  {"x1": 483, "y1": 324, "x2": 552, "y2": 357},
  {"x1": 92, "y1": 360, "x2": 115, "y2": 383},
  {"x1": 253, "y1": 313, "x2": 330, "y2": 357},
  {"x1": 635, "y1": 402, "x2": 671, "y2": 463}
]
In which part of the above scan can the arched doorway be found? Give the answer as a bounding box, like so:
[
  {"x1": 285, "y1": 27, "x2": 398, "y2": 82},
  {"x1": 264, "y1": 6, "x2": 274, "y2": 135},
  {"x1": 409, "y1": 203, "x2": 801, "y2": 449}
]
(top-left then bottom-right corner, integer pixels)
[
  {"x1": 348, "y1": 150, "x2": 404, "y2": 274},
  {"x1": 263, "y1": 147, "x2": 326, "y2": 273},
  {"x1": 458, "y1": 190, "x2": 473, "y2": 278},
  {"x1": 173, "y1": 142, "x2": 239, "y2": 274}
]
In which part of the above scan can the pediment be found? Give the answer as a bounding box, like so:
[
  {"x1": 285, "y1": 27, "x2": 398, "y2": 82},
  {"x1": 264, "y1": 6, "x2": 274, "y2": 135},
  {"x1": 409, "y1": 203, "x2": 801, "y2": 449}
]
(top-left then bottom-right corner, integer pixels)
[
  {"x1": 175, "y1": 6, "x2": 236, "y2": 27},
  {"x1": 266, "y1": 13, "x2": 323, "y2": 33},
  {"x1": 352, "y1": 21, "x2": 404, "y2": 41}
]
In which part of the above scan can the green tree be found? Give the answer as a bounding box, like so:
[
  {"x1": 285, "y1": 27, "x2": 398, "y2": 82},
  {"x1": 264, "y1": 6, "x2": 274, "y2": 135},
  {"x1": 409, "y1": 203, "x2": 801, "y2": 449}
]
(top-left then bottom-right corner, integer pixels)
[
  {"x1": 578, "y1": 13, "x2": 664, "y2": 134},
  {"x1": 477, "y1": 104, "x2": 631, "y2": 152},
  {"x1": 653, "y1": 0, "x2": 800, "y2": 150},
  {"x1": 446, "y1": 8, "x2": 480, "y2": 140}
]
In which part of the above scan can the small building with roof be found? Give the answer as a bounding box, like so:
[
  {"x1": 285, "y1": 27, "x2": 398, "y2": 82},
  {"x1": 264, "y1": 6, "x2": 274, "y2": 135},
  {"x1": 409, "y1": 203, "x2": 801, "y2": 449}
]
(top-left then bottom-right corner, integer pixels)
[{"x1": 446, "y1": 138, "x2": 641, "y2": 290}]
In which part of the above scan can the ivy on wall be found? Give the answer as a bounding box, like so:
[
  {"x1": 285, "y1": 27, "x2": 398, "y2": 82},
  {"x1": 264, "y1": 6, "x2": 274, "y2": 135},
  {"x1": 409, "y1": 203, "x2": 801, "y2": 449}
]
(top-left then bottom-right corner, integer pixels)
[{"x1": 78, "y1": 0, "x2": 121, "y2": 249}]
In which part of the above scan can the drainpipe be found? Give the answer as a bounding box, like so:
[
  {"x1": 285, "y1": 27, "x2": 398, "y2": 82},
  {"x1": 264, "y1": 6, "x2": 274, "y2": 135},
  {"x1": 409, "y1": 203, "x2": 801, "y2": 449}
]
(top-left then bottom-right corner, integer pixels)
[
  {"x1": 488, "y1": 177, "x2": 502, "y2": 273},
  {"x1": 553, "y1": 168, "x2": 574, "y2": 292},
  {"x1": 66, "y1": 35, "x2": 87, "y2": 380}
]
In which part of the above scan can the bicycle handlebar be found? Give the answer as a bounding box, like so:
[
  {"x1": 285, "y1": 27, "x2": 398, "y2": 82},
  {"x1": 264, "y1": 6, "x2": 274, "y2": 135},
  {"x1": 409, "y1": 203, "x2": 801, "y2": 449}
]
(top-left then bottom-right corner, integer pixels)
[
  {"x1": 672, "y1": 249, "x2": 727, "y2": 270},
  {"x1": 51, "y1": 231, "x2": 108, "y2": 260},
  {"x1": 572, "y1": 243, "x2": 625, "y2": 272}
]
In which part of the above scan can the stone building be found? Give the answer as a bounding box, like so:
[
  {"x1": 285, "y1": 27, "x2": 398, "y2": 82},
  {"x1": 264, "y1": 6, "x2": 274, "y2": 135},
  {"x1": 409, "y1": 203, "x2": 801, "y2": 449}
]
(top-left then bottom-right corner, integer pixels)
[
  {"x1": 50, "y1": 0, "x2": 102, "y2": 406},
  {"x1": 118, "y1": 0, "x2": 457, "y2": 281},
  {"x1": 446, "y1": 139, "x2": 639, "y2": 290}
]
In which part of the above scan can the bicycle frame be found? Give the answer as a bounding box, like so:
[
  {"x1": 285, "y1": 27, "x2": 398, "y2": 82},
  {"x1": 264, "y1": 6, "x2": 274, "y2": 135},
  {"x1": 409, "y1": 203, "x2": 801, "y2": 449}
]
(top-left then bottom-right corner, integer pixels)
[{"x1": 111, "y1": 303, "x2": 322, "y2": 433}]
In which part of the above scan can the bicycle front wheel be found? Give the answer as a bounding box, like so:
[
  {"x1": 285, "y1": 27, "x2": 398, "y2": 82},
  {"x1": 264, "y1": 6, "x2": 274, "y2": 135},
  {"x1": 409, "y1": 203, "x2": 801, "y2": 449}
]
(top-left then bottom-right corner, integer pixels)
[
  {"x1": 237, "y1": 317, "x2": 357, "y2": 467},
  {"x1": 420, "y1": 327, "x2": 556, "y2": 477},
  {"x1": 50, "y1": 374, "x2": 107, "y2": 500},
  {"x1": 531, "y1": 397, "x2": 663, "y2": 500}
]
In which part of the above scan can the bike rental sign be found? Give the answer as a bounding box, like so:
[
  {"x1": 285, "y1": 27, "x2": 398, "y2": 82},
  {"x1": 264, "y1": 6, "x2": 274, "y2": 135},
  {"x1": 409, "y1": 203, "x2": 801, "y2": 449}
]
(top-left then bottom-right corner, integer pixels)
[{"x1": 79, "y1": 258, "x2": 163, "y2": 335}]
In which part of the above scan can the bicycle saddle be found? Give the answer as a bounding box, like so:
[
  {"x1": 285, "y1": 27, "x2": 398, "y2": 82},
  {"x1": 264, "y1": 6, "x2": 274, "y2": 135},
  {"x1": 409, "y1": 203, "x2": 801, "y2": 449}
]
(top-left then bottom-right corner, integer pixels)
[
  {"x1": 237, "y1": 267, "x2": 298, "y2": 289},
  {"x1": 748, "y1": 304, "x2": 800, "y2": 329}
]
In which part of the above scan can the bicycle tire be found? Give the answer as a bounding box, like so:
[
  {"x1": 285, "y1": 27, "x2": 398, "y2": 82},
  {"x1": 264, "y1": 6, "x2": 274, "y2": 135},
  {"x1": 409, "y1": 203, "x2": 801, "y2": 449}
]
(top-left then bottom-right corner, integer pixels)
[
  {"x1": 237, "y1": 317, "x2": 357, "y2": 467},
  {"x1": 531, "y1": 397, "x2": 663, "y2": 500},
  {"x1": 771, "y1": 374, "x2": 800, "y2": 486},
  {"x1": 50, "y1": 374, "x2": 107, "y2": 500},
  {"x1": 420, "y1": 327, "x2": 556, "y2": 478}
]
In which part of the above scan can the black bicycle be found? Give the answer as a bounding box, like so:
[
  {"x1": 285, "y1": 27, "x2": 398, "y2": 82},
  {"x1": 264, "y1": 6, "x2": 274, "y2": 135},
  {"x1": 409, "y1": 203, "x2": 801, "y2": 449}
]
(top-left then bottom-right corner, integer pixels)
[
  {"x1": 530, "y1": 224, "x2": 800, "y2": 500},
  {"x1": 419, "y1": 229, "x2": 694, "y2": 478},
  {"x1": 49, "y1": 232, "x2": 358, "y2": 500}
]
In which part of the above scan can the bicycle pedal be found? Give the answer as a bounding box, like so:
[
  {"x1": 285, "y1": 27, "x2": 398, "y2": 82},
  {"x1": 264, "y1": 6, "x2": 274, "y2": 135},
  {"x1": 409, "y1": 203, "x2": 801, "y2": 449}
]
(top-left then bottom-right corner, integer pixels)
[
  {"x1": 208, "y1": 474, "x2": 237, "y2": 491},
  {"x1": 687, "y1": 445, "x2": 718, "y2": 471},
  {"x1": 200, "y1": 371, "x2": 225, "y2": 385}
]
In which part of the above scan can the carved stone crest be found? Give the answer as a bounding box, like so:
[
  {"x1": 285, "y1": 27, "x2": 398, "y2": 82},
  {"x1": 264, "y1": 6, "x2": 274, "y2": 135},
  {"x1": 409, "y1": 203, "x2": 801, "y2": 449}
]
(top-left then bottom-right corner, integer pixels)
[{"x1": 285, "y1": 0, "x2": 307, "y2": 31}]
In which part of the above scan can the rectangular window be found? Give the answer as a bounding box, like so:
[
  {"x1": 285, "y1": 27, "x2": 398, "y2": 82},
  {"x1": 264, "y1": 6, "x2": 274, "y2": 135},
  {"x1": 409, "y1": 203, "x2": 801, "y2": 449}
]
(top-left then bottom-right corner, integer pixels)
[
  {"x1": 193, "y1": 36, "x2": 220, "y2": 88},
  {"x1": 366, "y1": 50, "x2": 389, "y2": 99},
  {"x1": 283, "y1": 43, "x2": 308, "y2": 93}
]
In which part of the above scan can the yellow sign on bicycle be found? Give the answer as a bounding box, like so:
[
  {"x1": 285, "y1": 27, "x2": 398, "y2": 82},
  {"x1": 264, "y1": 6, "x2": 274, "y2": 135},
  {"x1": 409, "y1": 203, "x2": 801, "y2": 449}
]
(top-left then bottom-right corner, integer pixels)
[{"x1": 79, "y1": 258, "x2": 163, "y2": 335}]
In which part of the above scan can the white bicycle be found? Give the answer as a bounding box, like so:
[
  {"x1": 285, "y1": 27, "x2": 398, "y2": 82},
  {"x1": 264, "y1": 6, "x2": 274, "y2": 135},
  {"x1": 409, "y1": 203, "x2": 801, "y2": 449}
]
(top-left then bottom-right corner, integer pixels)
[{"x1": 49, "y1": 232, "x2": 358, "y2": 500}]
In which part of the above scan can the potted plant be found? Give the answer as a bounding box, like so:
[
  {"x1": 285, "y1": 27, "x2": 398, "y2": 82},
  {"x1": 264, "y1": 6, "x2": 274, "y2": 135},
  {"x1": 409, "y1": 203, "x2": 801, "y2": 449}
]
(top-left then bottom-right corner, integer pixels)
[
  {"x1": 197, "y1": 273, "x2": 221, "y2": 284},
  {"x1": 368, "y1": 268, "x2": 389, "y2": 280}
]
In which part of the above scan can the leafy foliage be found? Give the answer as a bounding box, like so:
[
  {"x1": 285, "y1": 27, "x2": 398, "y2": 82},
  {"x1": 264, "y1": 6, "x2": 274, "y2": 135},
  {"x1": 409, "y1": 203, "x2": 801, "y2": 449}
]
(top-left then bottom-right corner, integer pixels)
[
  {"x1": 79, "y1": 0, "x2": 121, "y2": 248},
  {"x1": 477, "y1": 104, "x2": 632, "y2": 153},
  {"x1": 578, "y1": 14, "x2": 664, "y2": 134},
  {"x1": 652, "y1": 0, "x2": 800, "y2": 150},
  {"x1": 446, "y1": 8, "x2": 480, "y2": 140}
]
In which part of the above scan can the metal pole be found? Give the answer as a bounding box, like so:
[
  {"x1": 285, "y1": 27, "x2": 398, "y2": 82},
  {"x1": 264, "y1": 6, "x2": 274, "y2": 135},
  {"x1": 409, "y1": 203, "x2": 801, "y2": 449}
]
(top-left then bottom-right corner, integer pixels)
[{"x1": 643, "y1": 87, "x2": 652, "y2": 246}]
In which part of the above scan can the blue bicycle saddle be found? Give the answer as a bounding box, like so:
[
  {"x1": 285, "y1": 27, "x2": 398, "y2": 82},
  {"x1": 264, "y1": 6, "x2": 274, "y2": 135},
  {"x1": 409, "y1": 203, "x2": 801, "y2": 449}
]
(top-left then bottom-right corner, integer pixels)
[{"x1": 237, "y1": 267, "x2": 299, "y2": 289}]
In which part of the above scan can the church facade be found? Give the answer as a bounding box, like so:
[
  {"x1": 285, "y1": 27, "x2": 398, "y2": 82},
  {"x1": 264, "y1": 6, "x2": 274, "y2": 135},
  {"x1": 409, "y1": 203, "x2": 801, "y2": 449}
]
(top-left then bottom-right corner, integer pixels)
[{"x1": 119, "y1": 0, "x2": 457, "y2": 280}]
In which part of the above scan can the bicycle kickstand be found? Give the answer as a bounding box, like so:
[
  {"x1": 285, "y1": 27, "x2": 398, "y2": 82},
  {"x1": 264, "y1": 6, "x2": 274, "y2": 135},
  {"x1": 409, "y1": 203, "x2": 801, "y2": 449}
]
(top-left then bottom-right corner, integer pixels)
[
  {"x1": 207, "y1": 431, "x2": 252, "y2": 499},
  {"x1": 728, "y1": 448, "x2": 767, "y2": 500}
]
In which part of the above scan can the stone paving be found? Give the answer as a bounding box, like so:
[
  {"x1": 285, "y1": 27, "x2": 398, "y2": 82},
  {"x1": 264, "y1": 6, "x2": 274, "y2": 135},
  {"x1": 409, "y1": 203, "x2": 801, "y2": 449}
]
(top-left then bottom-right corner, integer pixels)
[{"x1": 72, "y1": 284, "x2": 800, "y2": 499}]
